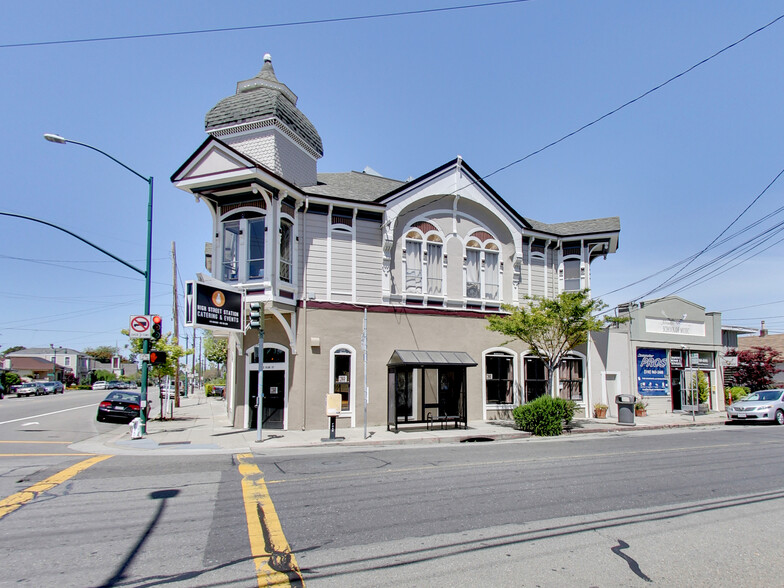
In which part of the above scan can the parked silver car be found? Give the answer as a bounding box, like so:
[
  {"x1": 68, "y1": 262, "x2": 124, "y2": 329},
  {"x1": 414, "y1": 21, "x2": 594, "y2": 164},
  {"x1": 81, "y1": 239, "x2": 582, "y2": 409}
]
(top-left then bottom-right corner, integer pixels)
[
  {"x1": 14, "y1": 382, "x2": 44, "y2": 397},
  {"x1": 41, "y1": 381, "x2": 64, "y2": 394},
  {"x1": 726, "y1": 389, "x2": 784, "y2": 424}
]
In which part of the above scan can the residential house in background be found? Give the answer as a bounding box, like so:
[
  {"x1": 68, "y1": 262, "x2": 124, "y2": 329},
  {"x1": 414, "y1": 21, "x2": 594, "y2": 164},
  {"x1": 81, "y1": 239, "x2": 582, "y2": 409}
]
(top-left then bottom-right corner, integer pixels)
[
  {"x1": 4, "y1": 347, "x2": 95, "y2": 384},
  {"x1": 172, "y1": 55, "x2": 621, "y2": 431}
]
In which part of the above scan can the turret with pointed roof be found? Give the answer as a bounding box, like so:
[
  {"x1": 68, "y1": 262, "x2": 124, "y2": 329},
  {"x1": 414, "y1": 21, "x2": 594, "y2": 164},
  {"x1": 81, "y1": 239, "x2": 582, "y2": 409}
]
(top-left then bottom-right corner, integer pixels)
[{"x1": 204, "y1": 54, "x2": 323, "y2": 187}]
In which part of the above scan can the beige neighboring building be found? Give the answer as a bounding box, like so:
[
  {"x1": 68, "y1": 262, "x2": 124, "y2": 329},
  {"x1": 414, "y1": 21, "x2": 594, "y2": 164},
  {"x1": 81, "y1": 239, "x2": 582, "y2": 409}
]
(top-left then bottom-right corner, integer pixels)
[{"x1": 172, "y1": 55, "x2": 621, "y2": 431}]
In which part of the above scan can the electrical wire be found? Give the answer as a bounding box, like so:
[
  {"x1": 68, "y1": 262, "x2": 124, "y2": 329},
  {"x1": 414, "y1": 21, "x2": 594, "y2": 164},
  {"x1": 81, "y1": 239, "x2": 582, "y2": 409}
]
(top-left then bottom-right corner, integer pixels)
[{"x1": 0, "y1": 1, "x2": 533, "y2": 49}]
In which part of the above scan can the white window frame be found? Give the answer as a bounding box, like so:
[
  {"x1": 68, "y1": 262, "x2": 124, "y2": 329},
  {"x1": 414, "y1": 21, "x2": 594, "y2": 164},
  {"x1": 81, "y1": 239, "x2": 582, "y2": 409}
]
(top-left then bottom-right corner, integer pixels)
[
  {"x1": 482, "y1": 348, "x2": 518, "y2": 417},
  {"x1": 279, "y1": 216, "x2": 294, "y2": 285},
  {"x1": 218, "y1": 209, "x2": 268, "y2": 285},
  {"x1": 465, "y1": 234, "x2": 502, "y2": 302},
  {"x1": 329, "y1": 344, "x2": 356, "y2": 426}
]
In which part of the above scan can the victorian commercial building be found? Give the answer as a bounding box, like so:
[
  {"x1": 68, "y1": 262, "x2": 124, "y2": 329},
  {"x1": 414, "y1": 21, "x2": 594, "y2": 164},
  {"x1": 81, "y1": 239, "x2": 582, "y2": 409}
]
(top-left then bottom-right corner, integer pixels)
[{"x1": 172, "y1": 55, "x2": 622, "y2": 431}]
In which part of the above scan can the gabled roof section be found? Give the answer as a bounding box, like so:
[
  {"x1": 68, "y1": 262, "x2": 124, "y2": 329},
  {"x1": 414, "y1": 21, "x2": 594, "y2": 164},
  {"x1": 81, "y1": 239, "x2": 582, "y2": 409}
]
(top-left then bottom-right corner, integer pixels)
[
  {"x1": 303, "y1": 171, "x2": 405, "y2": 202},
  {"x1": 171, "y1": 136, "x2": 257, "y2": 184},
  {"x1": 376, "y1": 158, "x2": 534, "y2": 230}
]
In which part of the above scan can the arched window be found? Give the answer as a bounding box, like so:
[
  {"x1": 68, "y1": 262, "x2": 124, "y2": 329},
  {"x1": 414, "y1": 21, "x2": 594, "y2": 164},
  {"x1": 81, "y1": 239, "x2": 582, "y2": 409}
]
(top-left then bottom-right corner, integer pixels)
[
  {"x1": 559, "y1": 355, "x2": 584, "y2": 401},
  {"x1": 426, "y1": 234, "x2": 443, "y2": 295},
  {"x1": 331, "y1": 346, "x2": 355, "y2": 414},
  {"x1": 465, "y1": 234, "x2": 501, "y2": 301},
  {"x1": 485, "y1": 351, "x2": 515, "y2": 405},
  {"x1": 405, "y1": 230, "x2": 423, "y2": 293}
]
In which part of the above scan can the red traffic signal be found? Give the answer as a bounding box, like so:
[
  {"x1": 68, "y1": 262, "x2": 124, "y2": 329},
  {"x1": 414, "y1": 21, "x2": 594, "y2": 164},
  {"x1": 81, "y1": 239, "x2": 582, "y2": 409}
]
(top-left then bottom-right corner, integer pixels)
[
  {"x1": 151, "y1": 315, "x2": 162, "y2": 340},
  {"x1": 149, "y1": 350, "x2": 168, "y2": 365}
]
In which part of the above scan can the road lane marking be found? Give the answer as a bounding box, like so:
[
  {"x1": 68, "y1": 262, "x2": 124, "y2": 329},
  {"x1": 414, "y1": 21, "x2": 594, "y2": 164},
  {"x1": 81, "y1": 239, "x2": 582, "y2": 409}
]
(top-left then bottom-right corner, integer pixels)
[
  {"x1": 0, "y1": 455, "x2": 111, "y2": 519},
  {"x1": 21, "y1": 422, "x2": 40, "y2": 427},
  {"x1": 237, "y1": 453, "x2": 304, "y2": 587},
  {"x1": 0, "y1": 403, "x2": 98, "y2": 426}
]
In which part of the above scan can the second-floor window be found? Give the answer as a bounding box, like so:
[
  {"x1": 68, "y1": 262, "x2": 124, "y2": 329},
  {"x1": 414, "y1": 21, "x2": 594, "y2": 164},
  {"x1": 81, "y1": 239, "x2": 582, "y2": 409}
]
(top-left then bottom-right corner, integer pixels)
[
  {"x1": 279, "y1": 218, "x2": 292, "y2": 284},
  {"x1": 220, "y1": 212, "x2": 265, "y2": 283},
  {"x1": 405, "y1": 229, "x2": 443, "y2": 296},
  {"x1": 466, "y1": 238, "x2": 500, "y2": 300}
]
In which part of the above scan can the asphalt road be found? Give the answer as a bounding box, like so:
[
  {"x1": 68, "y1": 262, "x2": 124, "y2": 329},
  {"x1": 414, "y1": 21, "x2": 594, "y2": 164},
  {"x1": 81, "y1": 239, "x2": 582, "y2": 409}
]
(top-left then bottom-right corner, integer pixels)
[{"x1": 1, "y1": 419, "x2": 783, "y2": 586}]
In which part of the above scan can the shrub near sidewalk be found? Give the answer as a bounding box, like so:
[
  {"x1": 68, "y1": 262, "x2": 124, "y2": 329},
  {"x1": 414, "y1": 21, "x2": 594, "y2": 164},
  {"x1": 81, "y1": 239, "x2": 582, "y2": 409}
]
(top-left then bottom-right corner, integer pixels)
[{"x1": 512, "y1": 396, "x2": 577, "y2": 436}]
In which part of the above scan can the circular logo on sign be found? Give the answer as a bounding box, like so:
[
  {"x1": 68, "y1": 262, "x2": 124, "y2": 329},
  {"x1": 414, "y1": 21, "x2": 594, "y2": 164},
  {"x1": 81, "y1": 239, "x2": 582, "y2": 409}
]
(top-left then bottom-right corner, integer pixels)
[{"x1": 212, "y1": 291, "x2": 225, "y2": 307}]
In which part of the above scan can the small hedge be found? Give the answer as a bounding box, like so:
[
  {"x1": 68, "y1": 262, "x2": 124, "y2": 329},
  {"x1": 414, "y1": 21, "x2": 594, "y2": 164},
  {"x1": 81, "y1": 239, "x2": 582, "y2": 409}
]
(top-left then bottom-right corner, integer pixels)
[{"x1": 512, "y1": 396, "x2": 577, "y2": 436}]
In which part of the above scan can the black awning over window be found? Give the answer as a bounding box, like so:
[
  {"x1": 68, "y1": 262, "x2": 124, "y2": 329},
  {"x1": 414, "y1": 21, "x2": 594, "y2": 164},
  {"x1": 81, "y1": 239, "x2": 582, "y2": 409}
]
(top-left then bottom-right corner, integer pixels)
[{"x1": 387, "y1": 350, "x2": 477, "y2": 367}]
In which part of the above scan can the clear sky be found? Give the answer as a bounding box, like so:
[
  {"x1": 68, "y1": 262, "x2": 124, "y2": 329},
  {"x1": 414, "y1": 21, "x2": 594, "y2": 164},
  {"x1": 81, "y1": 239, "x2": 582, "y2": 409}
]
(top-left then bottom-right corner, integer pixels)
[{"x1": 2, "y1": 1, "x2": 784, "y2": 356}]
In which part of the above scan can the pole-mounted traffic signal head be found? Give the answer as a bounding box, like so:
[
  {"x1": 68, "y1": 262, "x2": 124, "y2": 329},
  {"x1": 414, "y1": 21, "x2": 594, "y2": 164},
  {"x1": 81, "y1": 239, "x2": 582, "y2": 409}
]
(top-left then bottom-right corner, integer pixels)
[
  {"x1": 149, "y1": 350, "x2": 168, "y2": 365},
  {"x1": 152, "y1": 315, "x2": 162, "y2": 340},
  {"x1": 249, "y1": 302, "x2": 262, "y2": 329}
]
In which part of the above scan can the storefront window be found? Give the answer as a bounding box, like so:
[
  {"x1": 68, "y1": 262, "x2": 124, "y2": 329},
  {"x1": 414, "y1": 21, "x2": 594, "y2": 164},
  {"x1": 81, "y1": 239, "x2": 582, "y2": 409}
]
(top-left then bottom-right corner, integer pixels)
[
  {"x1": 524, "y1": 357, "x2": 547, "y2": 402},
  {"x1": 485, "y1": 353, "x2": 514, "y2": 405}
]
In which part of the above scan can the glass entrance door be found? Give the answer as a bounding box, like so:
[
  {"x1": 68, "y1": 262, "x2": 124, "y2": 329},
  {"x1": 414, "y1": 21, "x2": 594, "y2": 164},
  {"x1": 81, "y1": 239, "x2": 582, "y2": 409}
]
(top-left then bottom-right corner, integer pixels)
[{"x1": 248, "y1": 369, "x2": 285, "y2": 430}]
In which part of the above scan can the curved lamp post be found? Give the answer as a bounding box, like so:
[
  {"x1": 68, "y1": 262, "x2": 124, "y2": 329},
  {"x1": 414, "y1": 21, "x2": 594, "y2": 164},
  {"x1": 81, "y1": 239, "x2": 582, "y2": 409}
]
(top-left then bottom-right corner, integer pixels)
[{"x1": 44, "y1": 133, "x2": 154, "y2": 434}]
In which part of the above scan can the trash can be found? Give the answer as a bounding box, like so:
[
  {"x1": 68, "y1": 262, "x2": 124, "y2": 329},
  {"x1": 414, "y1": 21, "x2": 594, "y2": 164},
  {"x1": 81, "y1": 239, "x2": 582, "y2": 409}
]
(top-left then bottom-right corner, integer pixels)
[{"x1": 615, "y1": 394, "x2": 636, "y2": 426}]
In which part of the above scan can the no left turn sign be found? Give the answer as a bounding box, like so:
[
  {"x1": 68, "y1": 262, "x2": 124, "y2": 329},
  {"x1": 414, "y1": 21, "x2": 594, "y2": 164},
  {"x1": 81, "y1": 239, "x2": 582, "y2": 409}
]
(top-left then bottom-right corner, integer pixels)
[{"x1": 129, "y1": 315, "x2": 152, "y2": 339}]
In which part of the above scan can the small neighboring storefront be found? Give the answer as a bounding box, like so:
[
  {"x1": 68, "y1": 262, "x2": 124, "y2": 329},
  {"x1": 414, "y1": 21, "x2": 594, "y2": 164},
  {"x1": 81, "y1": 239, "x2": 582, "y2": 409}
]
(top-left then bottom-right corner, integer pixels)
[{"x1": 590, "y1": 296, "x2": 725, "y2": 416}]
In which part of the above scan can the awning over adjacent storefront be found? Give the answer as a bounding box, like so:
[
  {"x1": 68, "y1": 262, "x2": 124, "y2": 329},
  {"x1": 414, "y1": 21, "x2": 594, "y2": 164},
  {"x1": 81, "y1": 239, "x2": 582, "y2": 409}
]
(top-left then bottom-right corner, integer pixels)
[{"x1": 387, "y1": 350, "x2": 477, "y2": 367}]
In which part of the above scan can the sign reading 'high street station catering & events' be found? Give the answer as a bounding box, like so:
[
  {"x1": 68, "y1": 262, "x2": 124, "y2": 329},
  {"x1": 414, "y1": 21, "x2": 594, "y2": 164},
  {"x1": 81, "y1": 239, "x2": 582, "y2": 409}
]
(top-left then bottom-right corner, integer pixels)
[{"x1": 185, "y1": 281, "x2": 243, "y2": 332}]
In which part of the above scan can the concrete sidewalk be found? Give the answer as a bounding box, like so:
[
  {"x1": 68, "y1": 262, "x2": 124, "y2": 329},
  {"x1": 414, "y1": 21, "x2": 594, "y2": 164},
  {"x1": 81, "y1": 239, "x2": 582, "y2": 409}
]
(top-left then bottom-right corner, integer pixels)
[{"x1": 71, "y1": 390, "x2": 730, "y2": 456}]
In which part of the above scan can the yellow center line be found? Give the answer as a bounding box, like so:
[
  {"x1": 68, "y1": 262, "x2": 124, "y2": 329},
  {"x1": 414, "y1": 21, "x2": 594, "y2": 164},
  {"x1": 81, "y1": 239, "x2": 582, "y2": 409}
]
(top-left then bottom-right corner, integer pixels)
[
  {"x1": 237, "y1": 453, "x2": 304, "y2": 587},
  {"x1": 0, "y1": 455, "x2": 112, "y2": 520}
]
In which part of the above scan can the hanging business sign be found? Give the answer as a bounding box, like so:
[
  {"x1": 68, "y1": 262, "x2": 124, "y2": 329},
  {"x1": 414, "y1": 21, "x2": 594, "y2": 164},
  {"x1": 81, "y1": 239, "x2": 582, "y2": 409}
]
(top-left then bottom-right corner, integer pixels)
[
  {"x1": 185, "y1": 281, "x2": 243, "y2": 332},
  {"x1": 636, "y1": 348, "x2": 670, "y2": 396}
]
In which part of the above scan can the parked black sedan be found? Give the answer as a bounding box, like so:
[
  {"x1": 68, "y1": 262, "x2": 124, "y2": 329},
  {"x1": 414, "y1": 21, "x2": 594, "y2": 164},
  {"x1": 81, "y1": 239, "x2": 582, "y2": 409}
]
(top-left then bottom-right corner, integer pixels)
[{"x1": 96, "y1": 391, "x2": 148, "y2": 423}]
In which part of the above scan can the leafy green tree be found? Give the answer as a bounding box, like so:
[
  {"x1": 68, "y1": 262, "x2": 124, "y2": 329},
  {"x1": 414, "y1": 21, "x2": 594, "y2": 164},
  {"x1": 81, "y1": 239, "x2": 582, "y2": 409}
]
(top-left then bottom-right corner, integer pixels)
[
  {"x1": 203, "y1": 331, "x2": 228, "y2": 376},
  {"x1": 93, "y1": 369, "x2": 115, "y2": 382},
  {"x1": 487, "y1": 290, "x2": 610, "y2": 396},
  {"x1": 122, "y1": 330, "x2": 192, "y2": 382},
  {"x1": 2, "y1": 371, "x2": 21, "y2": 389},
  {"x1": 84, "y1": 346, "x2": 120, "y2": 363},
  {"x1": 2, "y1": 345, "x2": 26, "y2": 356}
]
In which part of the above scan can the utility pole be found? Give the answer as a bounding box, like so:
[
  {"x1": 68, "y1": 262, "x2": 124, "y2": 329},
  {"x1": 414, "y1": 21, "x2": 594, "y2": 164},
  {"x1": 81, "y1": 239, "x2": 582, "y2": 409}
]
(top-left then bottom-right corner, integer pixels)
[{"x1": 172, "y1": 241, "x2": 180, "y2": 407}]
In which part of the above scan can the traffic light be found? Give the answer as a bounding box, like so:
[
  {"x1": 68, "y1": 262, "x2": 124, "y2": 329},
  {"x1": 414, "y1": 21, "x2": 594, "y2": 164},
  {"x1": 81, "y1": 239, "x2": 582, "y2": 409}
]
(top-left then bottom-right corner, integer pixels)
[
  {"x1": 249, "y1": 302, "x2": 262, "y2": 329},
  {"x1": 149, "y1": 350, "x2": 168, "y2": 365},
  {"x1": 151, "y1": 315, "x2": 162, "y2": 340}
]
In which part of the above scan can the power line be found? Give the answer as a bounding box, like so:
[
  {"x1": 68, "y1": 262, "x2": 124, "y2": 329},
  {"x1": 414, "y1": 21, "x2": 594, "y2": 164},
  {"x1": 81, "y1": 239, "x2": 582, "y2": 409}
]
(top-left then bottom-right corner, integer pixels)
[{"x1": 0, "y1": 1, "x2": 533, "y2": 49}]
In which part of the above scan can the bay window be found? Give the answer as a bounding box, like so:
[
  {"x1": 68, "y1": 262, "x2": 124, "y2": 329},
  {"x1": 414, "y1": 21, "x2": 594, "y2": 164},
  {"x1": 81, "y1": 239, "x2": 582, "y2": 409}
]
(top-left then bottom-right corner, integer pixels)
[
  {"x1": 219, "y1": 211, "x2": 266, "y2": 283},
  {"x1": 280, "y1": 218, "x2": 292, "y2": 283}
]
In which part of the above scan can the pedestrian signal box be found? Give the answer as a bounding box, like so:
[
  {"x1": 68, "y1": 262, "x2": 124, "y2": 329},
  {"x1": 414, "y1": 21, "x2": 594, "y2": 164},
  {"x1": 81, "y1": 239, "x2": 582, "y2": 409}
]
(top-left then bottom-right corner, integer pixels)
[{"x1": 149, "y1": 350, "x2": 167, "y2": 365}]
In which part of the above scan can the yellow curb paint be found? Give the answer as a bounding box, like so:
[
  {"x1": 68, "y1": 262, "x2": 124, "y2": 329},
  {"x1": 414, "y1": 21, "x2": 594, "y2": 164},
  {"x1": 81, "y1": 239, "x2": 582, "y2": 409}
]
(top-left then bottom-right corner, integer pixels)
[
  {"x1": 237, "y1": 453, "x2": 304, "y2": 587},
  {"x1": 0, "y1": 455, "x2": 111, "y2": 519}
]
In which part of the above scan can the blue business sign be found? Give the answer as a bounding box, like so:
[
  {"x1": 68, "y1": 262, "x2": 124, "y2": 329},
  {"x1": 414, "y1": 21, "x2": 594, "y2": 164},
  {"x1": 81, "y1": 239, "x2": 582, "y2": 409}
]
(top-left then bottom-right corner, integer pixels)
[{"x1": 637, "y1": 348, "x2": 669, "y2": 396}]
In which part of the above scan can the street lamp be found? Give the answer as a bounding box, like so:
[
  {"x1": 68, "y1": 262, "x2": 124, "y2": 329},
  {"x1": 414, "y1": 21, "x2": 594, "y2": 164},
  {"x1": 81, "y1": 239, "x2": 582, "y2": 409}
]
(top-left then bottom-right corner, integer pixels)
[{"x1": 44, "y1": 133, "x2": 154, "y2": 434}]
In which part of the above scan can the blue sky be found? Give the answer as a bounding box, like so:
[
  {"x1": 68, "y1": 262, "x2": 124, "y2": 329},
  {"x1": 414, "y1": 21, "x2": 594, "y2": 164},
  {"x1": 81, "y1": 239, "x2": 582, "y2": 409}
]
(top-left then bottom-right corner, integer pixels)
[{"x1": 2, "y1": 1, "x2": 784, "y2": 355}]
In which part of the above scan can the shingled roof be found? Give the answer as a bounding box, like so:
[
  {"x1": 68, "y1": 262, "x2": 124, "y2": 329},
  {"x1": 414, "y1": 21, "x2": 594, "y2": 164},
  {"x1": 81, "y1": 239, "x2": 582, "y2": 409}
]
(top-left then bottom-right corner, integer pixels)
[
  {"x1": 205, "y1": 55, "x2": 323, "y2": 157},
  {"x1": 303, "y1": 171, "x2": 405, "y2": 202},
  {"x1": 525, "y1": 216, "x2": 621, "y2": 237}
]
